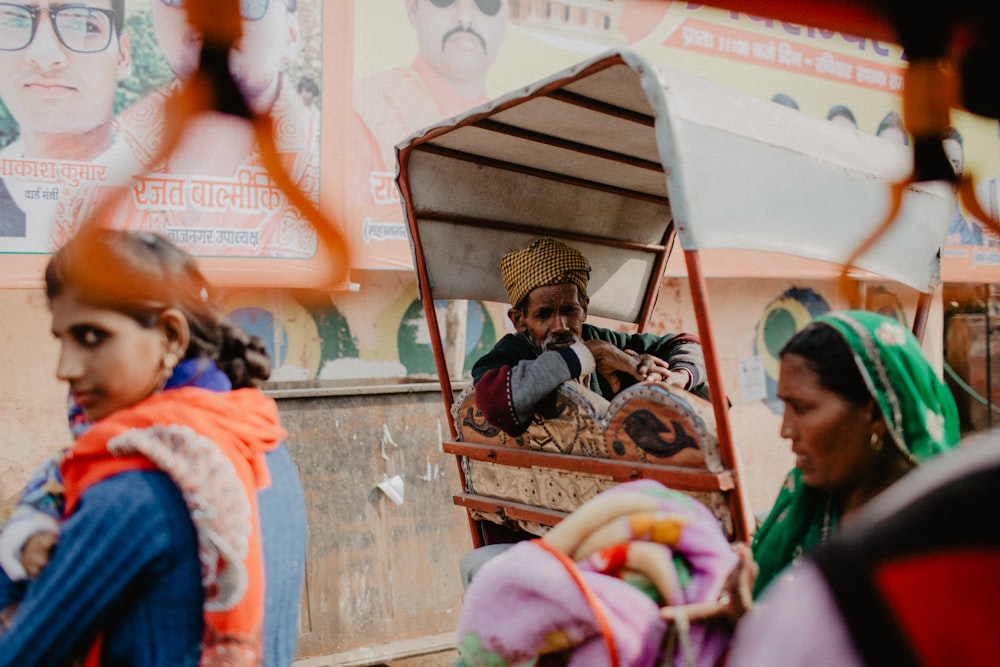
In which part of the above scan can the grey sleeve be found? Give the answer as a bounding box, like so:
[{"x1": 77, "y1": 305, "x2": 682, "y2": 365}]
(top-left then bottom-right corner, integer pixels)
[{"x1": 506, "y1": 350, "x2": 576, "y2": 426}]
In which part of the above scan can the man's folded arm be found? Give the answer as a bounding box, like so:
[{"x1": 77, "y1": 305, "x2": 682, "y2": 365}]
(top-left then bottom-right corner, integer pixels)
[{"x1": 473, "y1": 342, "x2": 595, "y2": 436}]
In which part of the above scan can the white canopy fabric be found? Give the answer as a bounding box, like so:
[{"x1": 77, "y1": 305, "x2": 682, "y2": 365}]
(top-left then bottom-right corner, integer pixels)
[{"x1": 396, "y1": 49, "x2": 951, "y2": 324}]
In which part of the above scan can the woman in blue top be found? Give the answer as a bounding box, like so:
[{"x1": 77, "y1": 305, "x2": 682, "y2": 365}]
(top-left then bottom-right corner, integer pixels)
[{"x1": 0, "y1": 230, "x2": 297, "y2": 666}]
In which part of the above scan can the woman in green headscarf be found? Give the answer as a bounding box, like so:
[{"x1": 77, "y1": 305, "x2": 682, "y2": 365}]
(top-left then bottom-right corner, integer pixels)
[{"x1": 749, "y1": 310, "x2": 960, "y2": 599}]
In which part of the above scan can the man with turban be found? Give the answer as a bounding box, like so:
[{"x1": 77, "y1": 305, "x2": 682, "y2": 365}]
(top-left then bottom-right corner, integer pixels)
[{"x1": 472, "y1": 237, "x2": 709, "y2": 436}]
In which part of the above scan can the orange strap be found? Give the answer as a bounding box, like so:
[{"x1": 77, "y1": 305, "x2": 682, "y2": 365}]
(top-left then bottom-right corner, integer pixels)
[
  {"x1": 534, "y1": 539, "x2": 620, "y2": 667},
  {"x1": 902, "y1": 59, "x2": 958, "y2": 138}
]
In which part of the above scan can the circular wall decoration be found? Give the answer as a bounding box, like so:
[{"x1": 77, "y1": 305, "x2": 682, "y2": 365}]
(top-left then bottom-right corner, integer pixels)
[
  {"x1": 754, "y1": 287, "x2": 831, "y2": 407},
  {"x1": 462, "y1": 301, "x2": 497, "y2": 373},
  {"x1": 398, "y1": 299, "x2": 437, "y2": 377},
  {"x1": 226, "y1": 294, "x2": 321, "y2": 379},
  {"x1": 305, "y1": 304, "x2": 358, "y2": 368},
  {"x1": 864, "y1": 285, "x2": 906, "y2": 324},
  {"x1": 397, "y1": 299, "x2": 497, "y2": 377},
  {"x1": 228, "y1": 307, "x2": 286, "y2": 367}
]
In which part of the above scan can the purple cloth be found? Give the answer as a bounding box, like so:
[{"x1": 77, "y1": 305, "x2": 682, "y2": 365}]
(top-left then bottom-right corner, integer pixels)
[
  {"x1": 456, "y1": 480, "x2": 736, "y2": 667},
  {"x1": 458, "y1": 539, "x2": 665, "y2": 667},
  {"x1": 727, "y1": 562, "x2": 863, "y2": 667}
]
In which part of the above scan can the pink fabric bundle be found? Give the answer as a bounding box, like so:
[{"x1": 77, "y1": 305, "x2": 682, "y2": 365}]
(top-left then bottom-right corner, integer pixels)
[{"x1": 456, "y1": 480, "x2": 736, "y2": 667}]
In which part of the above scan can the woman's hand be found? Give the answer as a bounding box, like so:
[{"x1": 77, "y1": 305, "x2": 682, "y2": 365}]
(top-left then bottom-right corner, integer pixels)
[
  {"x1": 719, "y1": 542, "x2": 758, "y2": 623},
  {"x1": 21, "y1": 531, "x2": 59, "y2": 579}
]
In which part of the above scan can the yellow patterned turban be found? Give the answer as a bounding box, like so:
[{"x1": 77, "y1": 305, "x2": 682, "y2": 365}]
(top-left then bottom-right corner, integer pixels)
[{"x1": 500, "y1": 238, "x2": 591, "y2": 308}]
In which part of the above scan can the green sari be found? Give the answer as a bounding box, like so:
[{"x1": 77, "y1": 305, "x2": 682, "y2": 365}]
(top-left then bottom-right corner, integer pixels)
[{"x1": 751, "y1": 310, "x2": 960, "y2": 598}]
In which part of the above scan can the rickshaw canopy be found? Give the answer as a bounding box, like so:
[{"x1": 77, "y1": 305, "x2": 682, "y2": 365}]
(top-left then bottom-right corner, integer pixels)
[{"x1": 396, "y1": 49, "x2": 951, "y2": 327}]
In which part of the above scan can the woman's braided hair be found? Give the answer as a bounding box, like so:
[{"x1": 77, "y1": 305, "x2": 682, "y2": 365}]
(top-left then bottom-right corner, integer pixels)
[{"x1": 45, "y1": 228, "x2": 271, "y2": 388}]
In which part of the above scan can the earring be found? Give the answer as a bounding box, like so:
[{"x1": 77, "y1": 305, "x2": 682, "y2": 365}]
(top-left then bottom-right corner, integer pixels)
[
  {"x1": 870, "y1": 432, "x2": 883, "y2": 452},
  {"x1": 162, "y1": 353, "x2": 178, "y2": 378}
]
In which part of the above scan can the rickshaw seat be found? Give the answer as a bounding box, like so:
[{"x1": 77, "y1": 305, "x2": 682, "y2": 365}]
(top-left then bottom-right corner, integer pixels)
[{"x1": 445, "y1": 380, "x2": 738, "y2": 545}]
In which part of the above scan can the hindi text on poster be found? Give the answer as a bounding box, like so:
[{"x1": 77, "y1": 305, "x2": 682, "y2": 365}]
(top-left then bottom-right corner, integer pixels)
[{"x1": 666, "y1": 18, "x2": 905, "y2": 93}]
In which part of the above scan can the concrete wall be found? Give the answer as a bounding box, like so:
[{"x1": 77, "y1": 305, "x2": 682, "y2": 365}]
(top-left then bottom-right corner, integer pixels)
[
  {"x1": 0, "y1": 289, "x2": 69, "y2": 505},
  {"x1": 275, "y1": 385, "x2": 469, "y2": 664}
]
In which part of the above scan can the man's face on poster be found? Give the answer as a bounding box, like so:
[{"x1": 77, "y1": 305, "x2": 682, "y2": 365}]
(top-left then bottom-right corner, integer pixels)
[
  {"x1": 407, "y1": 0, "x2": 507, "y2": 85},
  {"x1": 0, "y1": 0, "x2": 130, "y2": 139},
  {"x1": 152, "y1": 0, "x2": 298, "y2": 113},
  {"x1": 229, "y1": 0, "x2": 298, "y2": 112}
]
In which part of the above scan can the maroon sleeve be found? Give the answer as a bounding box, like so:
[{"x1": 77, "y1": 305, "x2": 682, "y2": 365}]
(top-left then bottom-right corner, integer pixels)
[{"x1": 473, "y1": 366, "x2": 528, "y2": 436}]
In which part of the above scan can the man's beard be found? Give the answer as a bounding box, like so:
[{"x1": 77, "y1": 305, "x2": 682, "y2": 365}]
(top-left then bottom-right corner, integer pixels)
[{"x1": 539, "y1": 332, "x2": 579, "y2": 352}]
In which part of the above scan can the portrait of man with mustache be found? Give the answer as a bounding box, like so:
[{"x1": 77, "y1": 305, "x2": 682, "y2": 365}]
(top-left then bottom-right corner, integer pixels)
[{"x1": 350, "y1": 0, "x2": 509, "y2": 267}]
